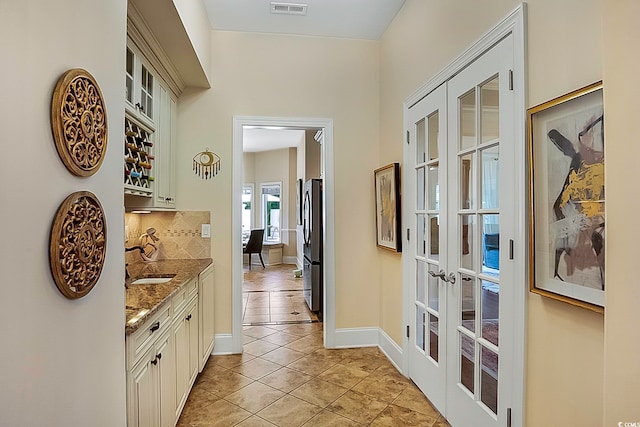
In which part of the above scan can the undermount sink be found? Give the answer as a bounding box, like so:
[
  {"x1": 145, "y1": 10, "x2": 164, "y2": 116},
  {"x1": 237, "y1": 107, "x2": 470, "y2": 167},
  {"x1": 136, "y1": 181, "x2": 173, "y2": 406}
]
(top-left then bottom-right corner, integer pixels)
[{"x1": 131, "y1": 276, "x2": 174, "y2": 285}]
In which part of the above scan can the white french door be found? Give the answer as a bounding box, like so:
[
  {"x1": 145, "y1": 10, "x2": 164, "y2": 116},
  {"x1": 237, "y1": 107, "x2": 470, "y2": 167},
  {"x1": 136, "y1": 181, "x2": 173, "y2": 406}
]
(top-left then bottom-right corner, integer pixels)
[{"x1": 406, "y1": 34, "x2": 518, "y2": 427}]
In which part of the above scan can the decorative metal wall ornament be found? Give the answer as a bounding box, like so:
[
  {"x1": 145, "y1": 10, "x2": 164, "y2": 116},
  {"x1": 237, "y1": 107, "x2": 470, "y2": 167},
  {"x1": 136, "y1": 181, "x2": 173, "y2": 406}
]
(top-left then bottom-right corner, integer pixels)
[
  {"x1": 50, "y1": 191, "x2": 107, "y2": 299},
  {"x1": 193, "y1": 148, "x2": 221, "y2": 180},
  {"x1": 51, "y1": 68, "x2": 108, "y2": 177}
]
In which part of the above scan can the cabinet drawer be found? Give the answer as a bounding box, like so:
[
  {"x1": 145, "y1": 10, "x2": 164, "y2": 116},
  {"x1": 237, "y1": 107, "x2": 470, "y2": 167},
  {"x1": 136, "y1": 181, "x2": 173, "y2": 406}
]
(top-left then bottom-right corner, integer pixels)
[
  {"x1": 126, "y1": 303, "x2": 171, "y2": 370},
  {"x1": 173, "y1": 278, "x2": 197, "y2": 315}
]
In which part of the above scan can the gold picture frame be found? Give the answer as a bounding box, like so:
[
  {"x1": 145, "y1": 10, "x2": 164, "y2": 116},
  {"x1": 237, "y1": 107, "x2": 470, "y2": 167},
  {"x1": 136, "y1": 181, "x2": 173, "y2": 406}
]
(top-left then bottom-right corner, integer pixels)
[
  {"x1": 375, "y1": 163, "x2": 402, "y2": 252},
  {"x1": 528, "y1": 81, "x2": 604, "y2": 313}
]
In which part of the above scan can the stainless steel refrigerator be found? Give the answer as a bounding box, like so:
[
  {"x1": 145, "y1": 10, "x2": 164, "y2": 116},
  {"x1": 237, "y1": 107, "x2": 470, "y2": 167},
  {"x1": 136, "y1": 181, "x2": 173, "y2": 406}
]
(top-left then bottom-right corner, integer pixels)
[{"x1": 303, "y1": 179, "x2": 322, "y2": 313}]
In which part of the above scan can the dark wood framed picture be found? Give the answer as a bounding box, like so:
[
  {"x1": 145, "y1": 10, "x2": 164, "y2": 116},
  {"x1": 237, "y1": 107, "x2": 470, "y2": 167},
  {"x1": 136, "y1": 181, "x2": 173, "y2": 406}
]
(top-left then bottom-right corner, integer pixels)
[
  {"x1": 528, "y1": 81, "x2": 604, "y2": 313},
  {"x1": 375, "y1": 163, "x2": 402, "y2": 252}
]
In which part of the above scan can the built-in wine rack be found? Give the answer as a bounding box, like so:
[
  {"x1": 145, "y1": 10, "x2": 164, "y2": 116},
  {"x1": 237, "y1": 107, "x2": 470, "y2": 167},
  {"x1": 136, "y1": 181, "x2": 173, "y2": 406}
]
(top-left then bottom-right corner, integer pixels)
[{"x1": 124, "y1": 117, "x2": 154, "y2": 197}]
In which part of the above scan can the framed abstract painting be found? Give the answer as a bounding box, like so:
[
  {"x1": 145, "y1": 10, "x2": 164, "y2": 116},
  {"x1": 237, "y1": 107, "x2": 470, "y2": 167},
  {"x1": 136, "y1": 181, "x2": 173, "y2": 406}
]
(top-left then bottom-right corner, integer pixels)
[
  {"x1": 528, "y1": 82, "x2": 604, "y2": 313},
  {"x1": 375, "y1": 163, "x2": 402, "y2": 252}
]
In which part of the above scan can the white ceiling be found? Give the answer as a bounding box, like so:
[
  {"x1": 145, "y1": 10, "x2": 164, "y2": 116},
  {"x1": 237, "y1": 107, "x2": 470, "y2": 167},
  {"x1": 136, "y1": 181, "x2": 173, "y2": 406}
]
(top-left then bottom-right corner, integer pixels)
[
  {"x1": 243, "y1": 128, "x2": 306, "y2": 152},
  {"x1": 203, "y1": 0, "x2": 406, "y2": 40}
]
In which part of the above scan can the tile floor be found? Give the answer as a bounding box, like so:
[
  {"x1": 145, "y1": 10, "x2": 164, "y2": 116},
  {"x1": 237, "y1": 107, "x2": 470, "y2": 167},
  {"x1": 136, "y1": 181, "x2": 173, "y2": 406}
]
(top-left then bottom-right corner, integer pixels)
[
  {"x1": 243, "y1": 264, "x2": 319, "y2": 324},
  {"x1": 177, "y1": 263, "x2": 450, "y2": 426},
  {"x1": 177, "y1": 323, "x2": 451, "y2": 426}
]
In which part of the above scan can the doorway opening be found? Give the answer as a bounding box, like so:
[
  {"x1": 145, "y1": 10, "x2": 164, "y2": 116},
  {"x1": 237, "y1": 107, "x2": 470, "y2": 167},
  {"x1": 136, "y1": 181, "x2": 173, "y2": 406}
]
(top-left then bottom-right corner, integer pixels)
[{"x1": 232, "y1": 116, "x2": 336, "y2": 354}]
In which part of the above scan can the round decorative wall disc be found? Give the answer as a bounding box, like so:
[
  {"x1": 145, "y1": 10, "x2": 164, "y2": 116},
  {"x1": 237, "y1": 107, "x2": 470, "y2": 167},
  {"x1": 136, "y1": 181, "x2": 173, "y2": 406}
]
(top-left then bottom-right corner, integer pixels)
[
  {"x1": 50, "y1": 191, "x2": 107, "y2": 299},
  {"x1": 51, "y1": 68, "x2": 108, "y2": 177}
]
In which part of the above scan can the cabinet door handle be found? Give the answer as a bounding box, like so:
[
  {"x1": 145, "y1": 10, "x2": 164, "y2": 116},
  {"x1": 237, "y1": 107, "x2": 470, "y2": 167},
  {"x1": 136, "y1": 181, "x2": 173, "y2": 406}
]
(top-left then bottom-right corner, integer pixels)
[
  {"x1": 150, "y1": 357, "x2": 158, "y2": 366},
  {"x1": 156, "y1": 352, "x2": 162, "y2": 360},
  {"x1": 186, "y1": 314, "x2": 192, "y2": 321},
  {"x1": 149, "y1": 322, "x2": 160, "y2": 333}
]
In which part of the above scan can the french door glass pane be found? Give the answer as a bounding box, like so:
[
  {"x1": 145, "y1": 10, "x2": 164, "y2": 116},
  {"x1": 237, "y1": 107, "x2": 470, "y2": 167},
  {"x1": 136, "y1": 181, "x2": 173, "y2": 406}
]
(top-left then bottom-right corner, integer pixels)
[
  {"x1": 460, "y1": 332, "x2": 475, "y2": 393},
  {"x1": 481, "y1": 76, "x2": 500, "y2": 143},
  {"x1": 460, "y1": 90, "x2": 476, "y2": 150},
  {"x1": 460, "y1": 214, "x2": 475, "y2": 270},
  {"x1": 417, "y1": 305, "x2": 426, "y2": 351},
  {"x1": 417, "y1": 119, "x2": 426, "y2": 163},
  {"x1": 429, "y1": 313, "x2": 439, "y2": 362},
  {"x1": 428, "y1": 215, "x2": 440, "y2": 260},
  {"x1": 480, "y1": 345, "x2": 498, "y2": 414},
  {"x1": 428, "y1": 112, "x2": 439, "y2": 160},
  {"x1": 460, "y1": 152, "x2": 474, "y2": 209},
  {"x1": 428, "y1": 267, "x2": 439, "y2": 311},
  {"x1": 460, "y1": 274, "x2": 476, "y2": 333},
  {"x1": 481, "y1": 214, "x2": 500, "y2": 274},
  {"x1": 417, "y1": 214, "x2": 426, "y2": 257},
  {"x1": 481, "y1": 280, "x2": 499, "y2": 346},
  {"x1": 417, "y1": 166, "x2": 425, "y2": 210},
  {"x1": 481, "y1": 146, "x2": 500, "y2": 209},
  {"x1": 428, "y1": 164, "x2": 439, "y2": 210},
  {"x1": 416, "y1": 260, "x2": 426, "y2": 304}
]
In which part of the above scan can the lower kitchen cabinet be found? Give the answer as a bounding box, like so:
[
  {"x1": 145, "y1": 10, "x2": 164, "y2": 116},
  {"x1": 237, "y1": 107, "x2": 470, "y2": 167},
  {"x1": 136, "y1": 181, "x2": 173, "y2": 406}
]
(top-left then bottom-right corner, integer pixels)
[
  {"x1": 198, "y1": 264, "x2": 215, "y2": 371},
  {"x1": 174, "y1": 295, "x2": 199, "y2": 418},
  {"x1": 128, "y1": 329, "x2": 176, "y2": 427},
  {"x1": 126, "y1": 262, "x2": 215, "y2": 427}
]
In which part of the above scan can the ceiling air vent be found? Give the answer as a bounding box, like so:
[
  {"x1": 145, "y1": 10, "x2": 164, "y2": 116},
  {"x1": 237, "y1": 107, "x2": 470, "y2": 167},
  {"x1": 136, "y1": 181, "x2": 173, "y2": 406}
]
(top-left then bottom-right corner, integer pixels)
[{"x1": 270, "y1": 2, "x2": 308, "y2": 16}]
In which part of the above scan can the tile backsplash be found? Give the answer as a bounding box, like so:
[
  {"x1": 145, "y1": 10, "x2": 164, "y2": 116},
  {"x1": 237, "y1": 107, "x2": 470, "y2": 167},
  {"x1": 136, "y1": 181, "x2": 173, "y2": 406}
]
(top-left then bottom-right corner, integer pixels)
[{"x1": 125, "y1": 211, "x2": 211, "y2": 263}]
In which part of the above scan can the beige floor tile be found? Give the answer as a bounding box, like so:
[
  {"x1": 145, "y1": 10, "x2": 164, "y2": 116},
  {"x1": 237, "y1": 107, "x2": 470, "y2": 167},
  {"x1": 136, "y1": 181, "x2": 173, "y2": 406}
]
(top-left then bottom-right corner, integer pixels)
[
  {"x1": 287, "y1": 354, "x2": 337, "y2": 376},
  {"x1": 311, "y1": 348, "x2": 347, "y2": 364},
  {"x1": 326, "y1": 390, "x2": 389, "y2": 425},
  {"x1": 286, "y1": 337, "x2": 324, "y2": 354},
  {"x1": 391, "y1": 386, "x2": 441, "y2": 418},
  {"x1": 350, "y1": 373, "x2": 409, "y2": 403},
  {"x1": 244, "y1": 340, "x2": 280, "y2": 356},
  {"x1": 259, "y1": 367, "x2": 313, "y2": 393},
  {"x1": 179, "y1": 387, "x2": 220, "y2": 412},
  {"x1": 243, "y1": 326, "x2": 278, "y2": 339},
  {"x1": 370, "y1": 404, "x2": 439, "y2": 426},
  {"x1": 195, "y1": 370, "x2": 254, "y2": 397},
  {"x1": 245, "y1": 307, "x2": 271, "y2": 315},
  {"x1": 235, "y1": 416, "x2": 278, "y2": 426},
  {"x1": 291, "y1": 378, "x2": 349, "y2": 408},
  {"x1": 244, "y1": 334, "x2": 257, "y2": 345},
  {"x1": 211, "y1": 353, "x2": 256, "y2": 369},
  {"x1": 433, "y1": 415, "x2": 451, "y2": 426},
  {"x1": 260, "y1": 331, "x2": 301, "y2": 346},
  {"x1": 317, "y1": 364, "x2": 370, "y2": 389},
  {"x1": 257, "y1": 395, "x2": 322, "y2": 427},
  {"x1": 271, "y1": 313, "x2": 302, "y2": 322},
  {"x1": 244, "y1": 315, "x2": 271, "y2": 324},
  {"x1": 232, "y1": 358, "x2": 281, "y2": 380},
  {"x1": 225, "y1": 382, "x2": 285, "y2": 414},
  {"x1": 260, "y1": 346, "x2": 306, "y2": 366},
  {"x1": 302, "y1": 410, "x2": 364, "y2": 426},
  {"x1": 179, "y1": 399, "x2": 251, "y2": 426}
]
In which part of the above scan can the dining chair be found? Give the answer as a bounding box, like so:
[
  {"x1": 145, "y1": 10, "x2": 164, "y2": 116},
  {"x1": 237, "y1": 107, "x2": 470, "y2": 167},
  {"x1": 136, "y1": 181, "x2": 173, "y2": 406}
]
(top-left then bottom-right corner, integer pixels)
[{"x1": 243, "y1": 229, "x2": 265, "y2": 270}]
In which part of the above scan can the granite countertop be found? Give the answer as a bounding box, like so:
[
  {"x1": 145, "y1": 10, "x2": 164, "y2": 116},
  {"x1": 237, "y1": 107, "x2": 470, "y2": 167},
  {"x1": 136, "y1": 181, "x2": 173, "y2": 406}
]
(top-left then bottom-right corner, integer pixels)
[{"x1": 125, "y1": 258, "x2": 213, "y2": 335}]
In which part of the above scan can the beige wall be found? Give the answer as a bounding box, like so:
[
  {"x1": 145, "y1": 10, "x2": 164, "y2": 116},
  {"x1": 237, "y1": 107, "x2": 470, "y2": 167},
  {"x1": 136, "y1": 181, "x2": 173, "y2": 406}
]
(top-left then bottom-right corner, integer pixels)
[
  {"x1": 0, "y1": 0, "x2": 127, "y2": 424},
  {"x1": 603, "y1": 0, "x2": 640, "y2": 423},
  {"x1": 177, "y1": 31, "x2": 380, "y2": 332},
  {"x1": 379, "y1": 0, "x2": 605, "y2": 425}
]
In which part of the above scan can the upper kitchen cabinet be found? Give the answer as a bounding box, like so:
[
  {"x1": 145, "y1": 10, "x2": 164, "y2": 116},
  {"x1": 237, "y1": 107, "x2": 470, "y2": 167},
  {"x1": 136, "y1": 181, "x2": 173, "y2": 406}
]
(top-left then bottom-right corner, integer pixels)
[
  {"x1": 125, "y1": 45, "x2": 156, "y2": 128},
  {"x1": 124, "y1": 0, "x2": 211, "y2": 209}
]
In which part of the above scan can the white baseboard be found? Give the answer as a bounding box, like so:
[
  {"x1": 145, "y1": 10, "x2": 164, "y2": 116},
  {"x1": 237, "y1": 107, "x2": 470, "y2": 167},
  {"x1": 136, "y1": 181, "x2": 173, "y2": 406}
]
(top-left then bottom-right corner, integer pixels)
[
  {"x1": 283, "y1": 256, "x2": 298, "y2": 265},
  {"x1": 333, "y1": 327, "x2": 379, "y2": 348},
  {"x1": 212, "y1": 334, "x2": 234, "y2": 355},
  {"x1": 378, "y1": 328, "x2": 404, "y2": 373}
]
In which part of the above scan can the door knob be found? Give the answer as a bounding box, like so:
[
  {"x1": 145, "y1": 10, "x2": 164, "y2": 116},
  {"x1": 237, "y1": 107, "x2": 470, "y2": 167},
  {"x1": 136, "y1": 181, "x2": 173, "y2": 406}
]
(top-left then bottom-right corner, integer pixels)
[
  {"x1": 429, "y1": 269, "x2": 447, "y2": 280},
  {"x1": 428, "y1": 269, "x2": 456, "y2": 284}
]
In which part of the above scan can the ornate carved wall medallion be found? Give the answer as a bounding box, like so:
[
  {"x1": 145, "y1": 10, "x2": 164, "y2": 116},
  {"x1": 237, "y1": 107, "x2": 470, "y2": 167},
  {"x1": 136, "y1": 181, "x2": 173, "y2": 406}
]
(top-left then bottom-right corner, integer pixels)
[
  {"x1": 51, "y1": 69, "x2": 108, "y2": 176},
  {"x1": 50, "y1": 191, "x2": 107, "y2": 299}
]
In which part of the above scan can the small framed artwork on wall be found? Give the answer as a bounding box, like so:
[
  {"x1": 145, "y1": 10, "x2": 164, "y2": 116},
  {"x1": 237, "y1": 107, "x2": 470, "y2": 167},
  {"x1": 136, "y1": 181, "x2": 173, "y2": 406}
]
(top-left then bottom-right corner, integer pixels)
[{"x1": 374, "y1": 163, "x2": 402, "y2": 252}]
